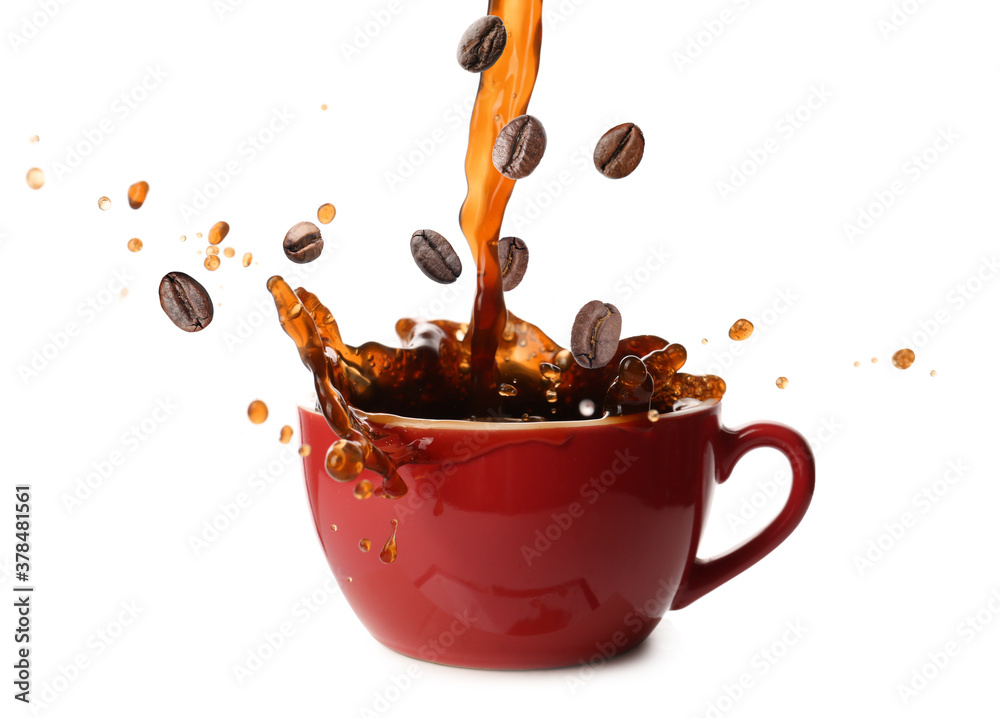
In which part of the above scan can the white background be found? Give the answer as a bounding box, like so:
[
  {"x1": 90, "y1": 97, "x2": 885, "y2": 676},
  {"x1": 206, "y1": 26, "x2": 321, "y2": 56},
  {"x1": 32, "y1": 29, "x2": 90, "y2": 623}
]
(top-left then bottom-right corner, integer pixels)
[{"x1": 3, "y1": 0, "x2": 999, "y2": 715}]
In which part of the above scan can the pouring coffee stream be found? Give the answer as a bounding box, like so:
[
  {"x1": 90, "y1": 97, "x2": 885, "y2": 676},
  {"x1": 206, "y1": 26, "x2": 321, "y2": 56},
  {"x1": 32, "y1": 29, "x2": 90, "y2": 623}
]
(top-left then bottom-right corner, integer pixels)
[{"x1": 267, "y1": 0, "x2": 725, "y2": 499}]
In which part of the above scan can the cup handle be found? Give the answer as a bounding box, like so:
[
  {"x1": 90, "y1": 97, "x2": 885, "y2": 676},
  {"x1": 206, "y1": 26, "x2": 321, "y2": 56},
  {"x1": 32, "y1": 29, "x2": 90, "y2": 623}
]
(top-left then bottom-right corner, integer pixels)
[{"x1": 671, "y1": 422, "x2": 816, "y2": 610}]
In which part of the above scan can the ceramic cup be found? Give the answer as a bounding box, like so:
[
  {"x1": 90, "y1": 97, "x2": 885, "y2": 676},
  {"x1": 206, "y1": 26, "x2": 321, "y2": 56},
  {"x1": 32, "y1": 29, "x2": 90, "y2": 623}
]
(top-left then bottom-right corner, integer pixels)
[{"x1": 298, "y1": 399, "x2": 814, "y2": 669}]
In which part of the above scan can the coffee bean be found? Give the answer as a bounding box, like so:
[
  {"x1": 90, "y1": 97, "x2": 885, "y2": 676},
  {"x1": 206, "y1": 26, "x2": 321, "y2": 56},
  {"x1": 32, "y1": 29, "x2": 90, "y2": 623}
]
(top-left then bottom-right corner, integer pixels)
[
  {"x1": 593, "y1": 123, "x2": 645, "y2": 179},
  {"x1": 570, "y1": 300, "x2": 622, "y2": 369},
  {"x1": 410, "y1": 229, "x2": 462, "y2": 284},
  {"x1": 497, "y1": 236, "x2": 529, "y2": 291},
  {"x1": 283, "y1": 221, "x2": 324, "y2": 264},
  {"x1": 492, "y1": 115, "x2": 547, "y2": 180},
  {"x1": 159, "y1": 272, "x2": 214, "y2": 332},
  {"x1": 457, "y1": 16, "x2": 507, "y2": 73}
]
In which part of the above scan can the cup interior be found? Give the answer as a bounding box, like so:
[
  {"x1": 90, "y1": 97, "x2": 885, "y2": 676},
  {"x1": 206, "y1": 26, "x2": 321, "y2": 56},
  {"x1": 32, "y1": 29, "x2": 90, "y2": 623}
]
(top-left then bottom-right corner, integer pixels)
[{"x1": 301, "y1": 397, "x2": 719, "y2": 433}]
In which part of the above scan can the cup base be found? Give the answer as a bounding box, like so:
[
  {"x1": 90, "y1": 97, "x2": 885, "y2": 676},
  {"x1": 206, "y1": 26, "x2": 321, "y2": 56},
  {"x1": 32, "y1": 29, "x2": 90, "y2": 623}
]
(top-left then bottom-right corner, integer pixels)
[{"x1": 370, "y1": 620, "x2": 660, "y2": 671}]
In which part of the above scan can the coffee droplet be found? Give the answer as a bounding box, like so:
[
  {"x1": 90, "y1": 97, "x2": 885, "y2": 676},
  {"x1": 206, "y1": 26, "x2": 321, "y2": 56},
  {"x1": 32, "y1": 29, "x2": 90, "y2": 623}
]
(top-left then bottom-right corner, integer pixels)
[
  {"x1": 26, "y1": 168, "x2": 45, "y2": 189},
  {"x1": 98, "y1": 196, "x2": 112, "y2": 210},
  {"x1": 499, "y1": 383, "x2": 517, "y2": 397},
  {"x1": 223, "y1": 247, "x2": 235, "y2": 258},
  {"x1": 30, "y1": 135, "x2": 39, "y2": 143},
  {"x1": 127, "y1": 238, "x2": 143, "y2": 253},
  {"x1": 180, "y1": 235, "x2": 187, "y2": 242},
  {"x1": 892, "y1": 348, "x2": 915, "y2": 370},
  {"x1": 287, "y1": 302, "x2": 304, "y2": 319},
  {"x1": 127, "y1": 181, "x2": 149, "y2": 209},
  {"x1": 930, "y1": 370, "x2": 937, "y2": 377},
  {"x1": 299, "y1": 444, "x2": 311, "y2": 457},
  {"x1": 854, "y1": 361, "x2": 861, "y2": 368},
  {"x1": 776, "y1": 377, "x2": 789, "y2": 389},
  {"x1": 204, "y1": 255, "x2": 221, "y2": 271},
  {"x1": 196, "y1": 232, "x2": 203, "y2": 239},
  {"x1": 317, "y1": 203, "x2": 337, "y2": 224},
  {"x1": 353, "y1": 479, "x2": 374, "y2": 500},
  {"x1": 321, "y1": 104, "x2": 328, "y2": 111},
  {"x1": 871, "y1": 357, "x2": 879, "y2": 364},
  {"x1": 618, "y1": 355, "x2": 648, "y2": 389},
  {"x1": 554, "y1": 349, "x2": 573, "y2": 371},
  {"x1": 579, "y1": 399, "x2": 596, "y2": 417},
  {"x1": 539, "y1": 363, "x2": 561, "y2": 381},
  {"x1": 325, "y1": 439, "x2": 365, "y2": 482},
  {"x1": 379, "y1": 519, "x2": 398, "y2": 564},
  {"x1": 330, "y1": 524, "x2": 337, "y2": 531},
  {"x1": 248, "y1": 400, "x2": 268, "y2": 424},
  {"x1": 359, "y1": 539, "x2": 371, "y2": 552},
  {"x1": 206, "y1": 245, "x2": 219, "y2": 256},
  {"x1": 242, "y1": 252, "x2": 253, "y2": 267},
  {"x1": 279, "y1": 425, "x2": 293, "y2": 444},
  {"x1": 648, "y1": 409, "x2": 660, "y2": 423},
  {"x1": 209, "y1": 221, "x2": 230, "y2": 245},
  {"x1": 701, "y1": 338, "x2": 709, "y2": 345},
  {"x1": 728, "y1": 319, "x2": 754, "y2": 341},
  {"x1": 545, "y1": 389, "x2": 558, "y2": 403}
]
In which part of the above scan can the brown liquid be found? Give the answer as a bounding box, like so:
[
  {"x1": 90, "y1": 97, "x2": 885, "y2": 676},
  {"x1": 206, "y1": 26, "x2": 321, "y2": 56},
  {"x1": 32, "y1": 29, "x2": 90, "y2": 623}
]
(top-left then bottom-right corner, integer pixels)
[
  {"x1": 892, "y1": 348, "x2": 915, "y2": 370},
  {"x1": 128, "y1": 181, "x2": 149, "y2": 209},
  {"x1": 353, "y1": 479, "x2": 374, "y2": 500},
  {"x1": 209, "y1": 221, "x2": 230, "y2": 246},
  {"x1": 267, "y1": 0, "x2": 725, "y2": 498},
  {"x1": 26, "y1": 167, "x2": 45, "y2": 189},
  {"x1": 247, "y1": 399, "x2": 268, "y2": 424},
  {"x1": 317, "y1": 203, "x2": 336, "y2": 224},
  {"x1": 729, "y1": 319, "x2": 753, "y2": 341},
  {"x1": 458, "y1": 0, "x2": 544, "y2": 416},
  {"x1": 379, "y1": 519, "x2": 399, "y2": 564}
]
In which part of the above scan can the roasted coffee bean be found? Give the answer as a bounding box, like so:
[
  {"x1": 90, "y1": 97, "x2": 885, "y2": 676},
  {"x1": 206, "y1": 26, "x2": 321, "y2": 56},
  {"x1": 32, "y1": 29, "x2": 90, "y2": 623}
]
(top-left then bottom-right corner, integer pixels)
[
  {"x1": 158, "y1": 272, "x2": 214, "y2": 332},
  {"x1": 593, "y1": 123, "x2": 645, "y2": 179},
  {"x1": 492, "y1": 115, "x2": 547, "y2": 180},
  {"x1": 497, "y1": 236, "x2": 529, "y2": 291},
  {"x1": 457, "y1": 16, "x2": 507, "y2": 73},
  {"x1": 283, "y1": 221, "x2": 324, "y2": 264},
  {"x1": 410, "y1": 230, "x2": 462, "y2": 284},
  {"x1": 570, "y1": 300, "x2": 622, "y2": 369}
]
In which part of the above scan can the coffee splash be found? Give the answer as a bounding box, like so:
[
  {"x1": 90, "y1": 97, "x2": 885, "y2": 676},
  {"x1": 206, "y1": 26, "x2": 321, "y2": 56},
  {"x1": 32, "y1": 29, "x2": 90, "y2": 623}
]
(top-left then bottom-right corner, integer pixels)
[{"x1": 267, "y1": 0, "x2": 725, "y2": 498}]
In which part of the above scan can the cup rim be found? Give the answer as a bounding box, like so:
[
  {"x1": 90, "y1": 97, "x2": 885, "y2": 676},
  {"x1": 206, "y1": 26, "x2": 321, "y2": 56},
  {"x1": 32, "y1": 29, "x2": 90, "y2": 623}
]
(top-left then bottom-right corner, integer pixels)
[{"x1": 299, "y1": 398, "x2": 719, "y2": 432}]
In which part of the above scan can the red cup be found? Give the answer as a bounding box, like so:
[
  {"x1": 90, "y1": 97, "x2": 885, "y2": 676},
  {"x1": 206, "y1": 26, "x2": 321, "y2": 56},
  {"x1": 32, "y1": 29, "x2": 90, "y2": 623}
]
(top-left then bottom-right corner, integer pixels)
[{"x1": 298, "y1": 400, "x2": 814, "y2": 669}]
